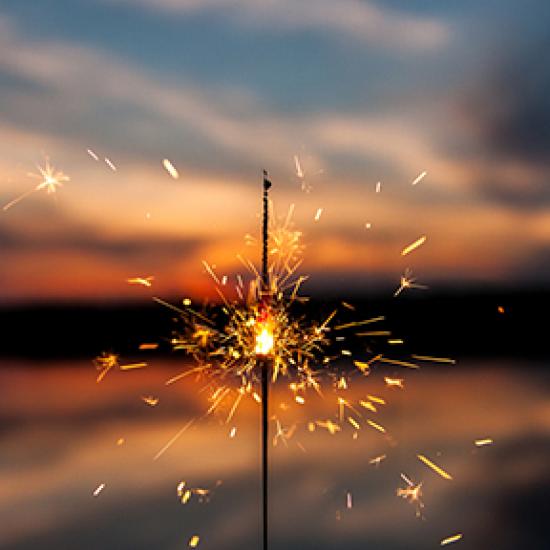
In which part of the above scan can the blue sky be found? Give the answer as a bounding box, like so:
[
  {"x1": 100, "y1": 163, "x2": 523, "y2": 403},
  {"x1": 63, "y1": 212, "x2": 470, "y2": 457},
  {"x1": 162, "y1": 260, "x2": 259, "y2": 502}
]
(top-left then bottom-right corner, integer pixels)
[{"x1": 0, "y1": 0, "x2": 549, "y2": 301}]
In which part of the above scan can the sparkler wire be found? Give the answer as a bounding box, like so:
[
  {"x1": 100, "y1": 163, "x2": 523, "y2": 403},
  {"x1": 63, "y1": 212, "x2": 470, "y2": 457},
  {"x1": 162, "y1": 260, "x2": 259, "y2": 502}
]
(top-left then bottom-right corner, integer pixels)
[{"x1": 261, "y1": 170, "x2": 272, "y2": 550}]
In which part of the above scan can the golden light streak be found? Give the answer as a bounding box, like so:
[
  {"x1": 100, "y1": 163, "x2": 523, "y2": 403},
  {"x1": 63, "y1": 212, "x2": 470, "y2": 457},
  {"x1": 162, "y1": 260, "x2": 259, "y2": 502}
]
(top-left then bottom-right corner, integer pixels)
[
  {"x1": 412, "y1": 355, "x2": 456, "y2": 364},
  {"x1": 367, "y1": 419, "x2": 386, "y2": 434},
  {"x1": 348, "y1": 417, "x2": 360, "y2": 430},
  {"x1": 162, "y1": 158, "x2": 179, "y2": 179},
  {"x1": 189, "y1": 535, "x2": 200, "y2": 547},
  {"x1": 369, "y1": 454, "x2": 386, "y2": 466},
  {"x1": 367, "y1": 395, "x2": 386, "y2": 405},
  {"x1": 401, "y1": 235, "x2": 427, "y2": 256},
  {"x1": 294, "y1": 155, "x2": 304, "y2": 179},
  {"x1": 139, "y1": 343, "x2": 159, "y2": 350},
  {"x1": 359, "y1": 400, "x2": 377, "y2": 412},
  {"x1": 441, "y1": 534, "x2": 463, "y2": 546},
  {"x1": 153, "y1": 420, "x2": 195, "y2": 461},
  {"x1": 127, "y1": 276, "x2": 154, "y2": 287},
  {"x1": 417, "y1": 454, "x2": 453, "y2": 480},
  {"x1": 334, "y1": 316, "x2": 385, "y2": 331},
  {"x1": 384, "y1": 377, "x2": 404, "y2": 389},
  {"x1": 379, "y1": 357, "x2": 419, "y2": 369},
  {"x1": 474, "y1": 438, "x2": 493, "y2": 447},
  {"x1": 119, "y1": 362, "x2": 147, "y2": 371},
  {"x1": 104, "y1": 157, "x2": 117, "y2": 171},
  {"x1": 412, "y1": 170, "x2": 427, "y2": 186},
  {"x1": 316, "y1": 420, "x2": 341, "y2": 435},
  {"x1": 93, "y1": 483, "x2": 106, "y2": 497}
]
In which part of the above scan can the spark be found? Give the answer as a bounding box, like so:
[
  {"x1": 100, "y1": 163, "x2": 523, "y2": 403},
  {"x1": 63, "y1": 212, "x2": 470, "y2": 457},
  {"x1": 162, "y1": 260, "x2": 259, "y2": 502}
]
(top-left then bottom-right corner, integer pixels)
[
  {"x1": 189, "y1": 535, "x2": 200, "y2": 547},
  {"x1": 384, "y1": 377, "x2": 404, "y2": 389},
  {"x1": 441, "y1": 534, "x2": 463, "y2": 546},
  {"x1": 142, "y1": 396, "x2": 159, "y2": 407},
  {"x1": 348, "y1": 417, "x2": 360, "y2": 430},
  {"x1": 94, "y1": 352, "x2": 119, "y2": 382},
  {"x1": 369, "y1": 454, "x2": 386, "y2": 467},
  {"x1": 87, "y1": 148, "x2": 99, "y2": 161},
  {"x1": 229, "y1": 427, "x2": 237, "y2": 438},
  {"x1": 334, "y1": 316, "x2": 385, "y2": 331},
  {"x1": 127, "y1": 276, "x2": 154, "y2": 287},
  {"x1": 379, "y1": 357, "x2": 419, "y2": 369},
  {"x1": 93, "y1": 483, "x2": 106, "y2": 497},
  {"x1": 401, "y1": 235, "x2": 426, "y2": 256},
  {"x1": 474, "y1": 438, "x2": 493, "y2": 447},
  {"x1": 367, "y1": 395, "x2": 386, "y2": 405},
  {"x1": 497, "y1": 306, "x2": 505, "y2": 314},
  {"x1": 273, "y1": 419, "x2": 297, "y2": 447},
  {"x1": 139, "y1": 343, "x2": 159, "y2": 350},
  {"x1": 367, "y1": 419, "x2": 386, "y2": 434},
  {"x1": 346, "y1": 492, "x2": 353, "y2": 509},
  {"x1": 120, "y1": 362, "x2": 147, "y2": 371},
  {"x1": 412, "y1": 355, "x2": 456, "y2": 364},
  {"x1": 104, "y1": 157, "x2": 117, "y2": 171},
  {"x1": 359, "y1": 400, "x2": 376, "y2": 412},
  {"x1": 376, "y1": 181, "x2": 381, "y2": 193},
  {"x1": 162, "y1": 158, "x2": 179, "y2": 179},
  {"x1": 417, "y1": 454, "x2": 453, "y2": 480},
  {"x1": 397, "y1": 474, "x2": 424, "y2": 517},
  {"x1": 3, "y1": 160, "x2": 70, "y2": 211},
  {"x1": 314, "y1": 207, "x2": 323, "y2": 221},
  {"x1": 365, "y1": 222, "x2": 372, "y2": 229},
  {"x1": 316, "y1": 420, "x2": 341, "y2": 435},
  {"x1": 116, "y1": 438, "x2": 125, "y2": 446},
  {"x1": 154, "y1": 419, "x2": 195, "y2": 461},
  {"x1": 394, "y1": 268, "x2": 428, "y2": 297},
  {"x1": 294, "y1": 155, "x2": 304, "y2": 179},
  {"x1": 412, "y1": 171, "x2": 427, "y2": 186}
]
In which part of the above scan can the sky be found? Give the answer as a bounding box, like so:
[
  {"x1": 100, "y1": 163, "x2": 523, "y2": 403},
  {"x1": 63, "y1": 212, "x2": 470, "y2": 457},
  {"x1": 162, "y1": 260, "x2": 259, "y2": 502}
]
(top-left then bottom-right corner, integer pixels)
[{"x1": 0, "y1": 0, "x2": 549, "y2": 302}]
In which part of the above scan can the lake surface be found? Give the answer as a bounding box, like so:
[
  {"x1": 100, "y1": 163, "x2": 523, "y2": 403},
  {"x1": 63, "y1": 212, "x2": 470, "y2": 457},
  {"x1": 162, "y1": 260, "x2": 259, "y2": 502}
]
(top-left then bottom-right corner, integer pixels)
[{"x1": 1, "y1": 360, "x2": 548, "y2": 549}]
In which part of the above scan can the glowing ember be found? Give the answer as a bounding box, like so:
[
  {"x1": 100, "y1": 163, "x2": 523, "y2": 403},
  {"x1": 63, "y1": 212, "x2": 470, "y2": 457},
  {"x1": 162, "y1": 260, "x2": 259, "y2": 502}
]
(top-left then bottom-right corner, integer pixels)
[
  {"x1": 412, "y1": 171, "x2": 427, "y2": 186},
  {"x1": 474, "y1": 438, "x2": 493, "y2": 447},
  {"x1": 441, "y1": 534, "x2": 463, "y2": 546},
  {"x1": 162, "y1": 158, "x2": 179, "y2": 179},
  {"x1": 417, "y1": 454, "x2": 453, "y2": 480},
  {"x1": 401, "y1": 235, "x2": 427, "y2": 256},
  {"x1": 93, "y1": 483, "x2": 106, "y2": 497},
  {"x1": 127, "y1": 276, "x2": 154, "y2": 287}
]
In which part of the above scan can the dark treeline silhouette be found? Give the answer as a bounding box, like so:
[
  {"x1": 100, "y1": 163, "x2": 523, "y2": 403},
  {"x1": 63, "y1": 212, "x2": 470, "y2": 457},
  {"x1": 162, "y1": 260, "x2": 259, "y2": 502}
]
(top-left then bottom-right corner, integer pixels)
[{"x1": 1, "y1": 289, "x2": 548, "y2": 362}]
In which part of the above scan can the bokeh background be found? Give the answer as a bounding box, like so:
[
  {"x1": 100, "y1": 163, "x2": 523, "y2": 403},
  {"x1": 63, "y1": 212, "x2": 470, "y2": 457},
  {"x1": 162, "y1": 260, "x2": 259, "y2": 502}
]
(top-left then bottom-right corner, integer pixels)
[{"x1": 1, "y1": 1, "x2": 549, "y2": 549}]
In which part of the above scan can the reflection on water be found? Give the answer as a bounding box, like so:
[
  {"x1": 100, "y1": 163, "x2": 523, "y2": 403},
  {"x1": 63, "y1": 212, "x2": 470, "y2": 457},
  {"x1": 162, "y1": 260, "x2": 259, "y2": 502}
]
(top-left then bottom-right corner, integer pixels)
[{"x1": 1, "y1": 360, "x2": 549, "y2": 549}]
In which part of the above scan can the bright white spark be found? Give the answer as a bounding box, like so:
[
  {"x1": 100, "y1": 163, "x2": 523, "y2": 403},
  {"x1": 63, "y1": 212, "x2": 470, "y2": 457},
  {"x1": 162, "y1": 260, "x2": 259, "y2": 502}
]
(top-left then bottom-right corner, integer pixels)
[{"x1": 162, "y1": 158, "x2": 179, "y2": 179}]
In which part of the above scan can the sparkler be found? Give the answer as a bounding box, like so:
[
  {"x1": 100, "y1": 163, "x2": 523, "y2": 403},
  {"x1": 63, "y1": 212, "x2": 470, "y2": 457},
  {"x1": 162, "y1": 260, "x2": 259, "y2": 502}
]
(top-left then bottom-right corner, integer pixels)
[
  {"x1": 97, "y1": 169, "x2": 466, "y2": 546},
  {"x1": 3, "y1": 160, "x2": 70, "y2": 211}
]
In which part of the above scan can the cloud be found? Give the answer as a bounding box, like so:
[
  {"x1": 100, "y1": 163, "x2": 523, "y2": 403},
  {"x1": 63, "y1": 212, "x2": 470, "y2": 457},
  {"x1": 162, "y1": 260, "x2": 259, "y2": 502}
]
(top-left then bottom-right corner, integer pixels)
[
  {"x1": 457, "y1": 36, "x2": 550, "y2": 209},
  {"x1": 109, "y1": 0, "x2": 450, "y2": 52}
]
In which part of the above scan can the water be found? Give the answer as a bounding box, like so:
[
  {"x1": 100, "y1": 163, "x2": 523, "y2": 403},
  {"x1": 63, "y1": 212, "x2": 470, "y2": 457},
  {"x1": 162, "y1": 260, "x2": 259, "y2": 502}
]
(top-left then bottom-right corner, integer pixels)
[{"x1": 1, "y1": 360, "x2": 548, "y2": 549}]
